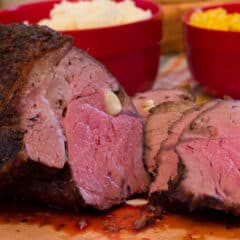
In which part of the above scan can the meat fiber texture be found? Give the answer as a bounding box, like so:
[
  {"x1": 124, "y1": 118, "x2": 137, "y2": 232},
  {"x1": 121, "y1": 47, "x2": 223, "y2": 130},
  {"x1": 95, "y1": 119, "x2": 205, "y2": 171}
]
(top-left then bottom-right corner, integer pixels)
[
  {"x1": 144, "y1": 100, "x2": 195, "y2": 175},
  {"x1": 150, "y1": 101, "x2": 219, "y2": 197},
  {"x1": 132, "y1": 89, "x2": 195, "y2": 176},
  {"x1": 0, "y1": 23, "x2": 150, "y2": 211},
  {"x1": 151, "y1": 100, "x2": 240, "y2": 216}
]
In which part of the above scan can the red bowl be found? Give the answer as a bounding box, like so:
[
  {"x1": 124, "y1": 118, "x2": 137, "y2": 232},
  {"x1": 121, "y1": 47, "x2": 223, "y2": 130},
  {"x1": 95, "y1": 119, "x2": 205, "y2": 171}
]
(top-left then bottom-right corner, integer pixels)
[
  {"x1": 0, "y1": 0, "x2": 162, "y2": 95},
  {"x1": 183, "y1": 3, "x2": 240, "y2": 98}
]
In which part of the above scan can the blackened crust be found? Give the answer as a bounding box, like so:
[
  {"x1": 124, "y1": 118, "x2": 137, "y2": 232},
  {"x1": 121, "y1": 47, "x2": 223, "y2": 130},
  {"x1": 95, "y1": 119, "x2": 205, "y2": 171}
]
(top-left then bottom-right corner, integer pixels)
[
  {"x1": 1, "y1": 162, "x2": 86, "y2": 211},
  {"x1": 0, "y1": 23, "x2": 72, "y2": 110},
  {"x1": 0, "y1": 127, "x2": 23, "y2": 168},
  {"x1": 0, "y1": 24, "x2": 72, "y2": 174},
  {"x1": 0, "y1": 127, "x2": 24, "y2": 189}
]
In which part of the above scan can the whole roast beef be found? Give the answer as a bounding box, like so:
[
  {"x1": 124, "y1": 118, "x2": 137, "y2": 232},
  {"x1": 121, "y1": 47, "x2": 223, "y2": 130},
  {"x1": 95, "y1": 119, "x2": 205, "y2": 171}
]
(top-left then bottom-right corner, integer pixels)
[
  {"x1": 151, "y1": 100, "x2": 240, "y2": 216},
  {"x1": 0, "y1": 23, "x2": 150, "y2": 210}
]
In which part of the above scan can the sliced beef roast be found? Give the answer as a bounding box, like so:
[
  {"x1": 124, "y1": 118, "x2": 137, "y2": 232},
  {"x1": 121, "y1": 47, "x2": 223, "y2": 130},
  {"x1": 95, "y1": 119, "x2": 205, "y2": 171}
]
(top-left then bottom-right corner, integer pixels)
[
  {"x1": 150, "y1": 100, "x2": 219, "y2": 202},
  {"x1": 0, "y1": 23, "x2": 149, "y2": 210},
  {"x1": 144, "y1": 100, "x2": 195, "y2": 175},
  {"x1": 132, "y1": 89, "x2": 194, "y2": 120},
  {"x1": 151, "y1": 100, "x2": 240, "y2": 215}
]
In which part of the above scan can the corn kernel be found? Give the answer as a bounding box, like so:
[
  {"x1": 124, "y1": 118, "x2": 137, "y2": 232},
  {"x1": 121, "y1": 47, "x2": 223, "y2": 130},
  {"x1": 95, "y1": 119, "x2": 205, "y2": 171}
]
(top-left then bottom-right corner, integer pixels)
[{"x1": 190, "y1": 7, "x2": 240, "y2": 31}]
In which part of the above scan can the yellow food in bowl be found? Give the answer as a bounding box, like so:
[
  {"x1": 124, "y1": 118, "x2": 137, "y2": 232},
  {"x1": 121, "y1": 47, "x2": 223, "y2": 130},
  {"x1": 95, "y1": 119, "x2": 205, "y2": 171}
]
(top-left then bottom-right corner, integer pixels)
[
  {"x1": 190, "y1": 7, "x2": 240, "y2": 31},
  {"x1": 38, "y1": 0, "x2": 152, "y2": 30}
]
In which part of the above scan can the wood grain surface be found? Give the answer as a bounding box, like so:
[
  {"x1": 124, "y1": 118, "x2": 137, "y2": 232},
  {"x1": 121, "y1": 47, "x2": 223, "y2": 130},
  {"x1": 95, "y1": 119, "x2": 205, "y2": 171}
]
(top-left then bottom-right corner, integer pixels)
[{"x1": 1, "y1": 202, "x2": 240, "y2": 240}]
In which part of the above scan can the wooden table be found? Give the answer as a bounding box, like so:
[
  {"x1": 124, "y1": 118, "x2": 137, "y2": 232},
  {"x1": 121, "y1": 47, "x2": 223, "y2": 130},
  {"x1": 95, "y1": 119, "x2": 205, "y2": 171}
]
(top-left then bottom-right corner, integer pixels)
[{"x1": 1, "y1": 201, "x2": 240, "y2": 240}]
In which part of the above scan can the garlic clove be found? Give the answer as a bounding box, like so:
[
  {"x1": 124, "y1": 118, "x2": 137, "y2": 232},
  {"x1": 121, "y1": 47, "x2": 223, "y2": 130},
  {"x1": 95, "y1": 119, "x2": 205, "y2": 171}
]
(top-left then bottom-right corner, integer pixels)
[{"x1": 104, "y1": 90, "x2": 122, "y2": 116}]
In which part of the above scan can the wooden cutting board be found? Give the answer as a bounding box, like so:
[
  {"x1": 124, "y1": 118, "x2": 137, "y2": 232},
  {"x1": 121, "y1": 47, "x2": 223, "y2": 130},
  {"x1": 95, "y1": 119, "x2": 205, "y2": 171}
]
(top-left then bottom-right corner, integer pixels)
[{"x1": 1, "y1": 202, "x2": 240, "y2": 240}]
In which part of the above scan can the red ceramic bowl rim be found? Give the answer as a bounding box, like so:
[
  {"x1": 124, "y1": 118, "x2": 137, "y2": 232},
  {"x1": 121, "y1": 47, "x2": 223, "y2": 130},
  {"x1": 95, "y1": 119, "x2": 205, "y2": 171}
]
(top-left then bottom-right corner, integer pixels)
[
  {"x1": 2, "y1": 0, "x2": 162, "y2": 33},
  {"x1": 182, "y1": 2, "x2": 240, "y2": 35}
]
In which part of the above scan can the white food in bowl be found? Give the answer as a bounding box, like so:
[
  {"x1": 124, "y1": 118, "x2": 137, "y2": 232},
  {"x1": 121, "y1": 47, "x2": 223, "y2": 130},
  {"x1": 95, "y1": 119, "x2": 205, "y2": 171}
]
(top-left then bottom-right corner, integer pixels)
[{"x1": 38, "y1": 0, "x2": 152, "y2": 30}]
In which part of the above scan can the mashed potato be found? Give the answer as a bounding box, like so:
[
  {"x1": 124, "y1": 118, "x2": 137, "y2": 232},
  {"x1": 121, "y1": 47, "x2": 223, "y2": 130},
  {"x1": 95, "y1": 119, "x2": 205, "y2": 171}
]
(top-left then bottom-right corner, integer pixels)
[
  {"x1": 190, "y1": 7, "x2": 240, "y2": 31},
  {"x1": 38, "y1": 0, "x2": 152, "y2": 30}
]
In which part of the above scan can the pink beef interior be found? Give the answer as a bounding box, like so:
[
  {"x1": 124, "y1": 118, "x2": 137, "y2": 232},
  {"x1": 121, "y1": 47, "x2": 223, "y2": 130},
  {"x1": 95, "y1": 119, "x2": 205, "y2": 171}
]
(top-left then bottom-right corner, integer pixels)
[
  {"x1": 17, "y1": 46, "x2": 72, "y2": 169},
  {"x1": 145, "y1": 101, "x2": 194, "y2": 174},
  {"x1": 150, "y1": 100, "x2": 240, "y2": 215},
  {"x1": 174, "y1": 100, "x2": 240, "y2": 212},
  {"x1": 64, "y1": 98, "x2": 149, "y2": 209},
  {"x1": 18, "y1": 47, "x2": 119, "y2": 169},
  {"x1": 150, "y1": 100, "x2": 219, "y2": 194},
  {"x1": 176, "y1": 138, "x2": 240, "y2": 213},
  {"x1": 14, "y1": 45, "x2": 150, "y2": 209}
]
